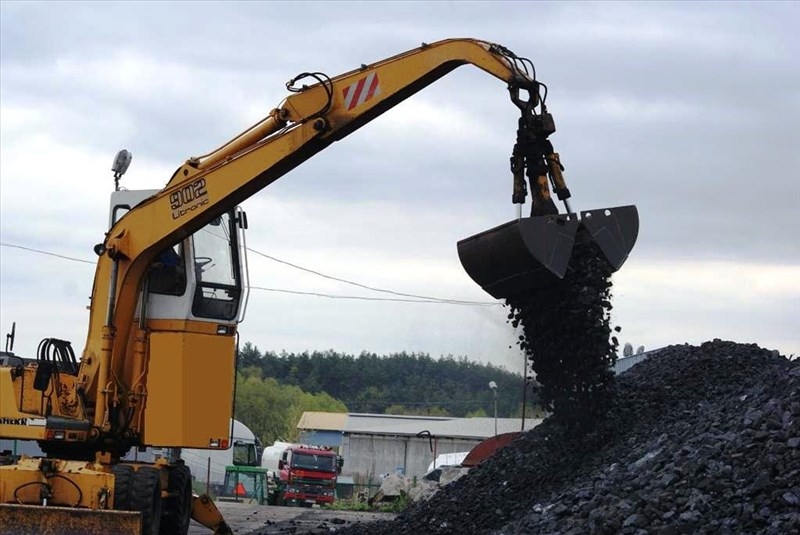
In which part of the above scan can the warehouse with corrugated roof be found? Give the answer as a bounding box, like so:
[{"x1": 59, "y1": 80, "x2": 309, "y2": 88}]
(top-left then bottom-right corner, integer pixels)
[{"x1": 296, "y1": 412, "x2": 542, "y2": 482}]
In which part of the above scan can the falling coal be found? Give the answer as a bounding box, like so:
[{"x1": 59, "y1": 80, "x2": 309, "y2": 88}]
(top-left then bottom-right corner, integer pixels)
[{"x1": 507, "y1": 237, "x2": 619, "y2": 430}]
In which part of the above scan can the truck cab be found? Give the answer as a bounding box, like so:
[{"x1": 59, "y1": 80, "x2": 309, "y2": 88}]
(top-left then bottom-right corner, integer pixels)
[{"x1": 274, "y1": 445, "x2": 342, "y2": 507}]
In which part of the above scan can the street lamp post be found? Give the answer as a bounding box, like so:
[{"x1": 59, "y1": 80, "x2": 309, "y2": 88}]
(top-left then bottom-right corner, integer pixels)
[{"x1": 489, "y1": 381, "x2": 498, "y2": 436}]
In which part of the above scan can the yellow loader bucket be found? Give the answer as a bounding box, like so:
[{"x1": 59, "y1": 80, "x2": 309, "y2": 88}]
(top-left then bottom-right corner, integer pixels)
[
  {"x1": 0, "y1": 503, "x2": 141, "y2": 535},
  {"x1": 457, "y1": 205, "x2": 638, "y2": 299}
]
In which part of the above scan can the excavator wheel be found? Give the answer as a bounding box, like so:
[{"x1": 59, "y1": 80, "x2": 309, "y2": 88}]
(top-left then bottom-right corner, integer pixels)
[
  {"x1": 130, "y1": 466, "x2": 163, "y2": 535},
  {"x1": 112, "y1": 464, "x2": 135, "y2": 510},
  {"x1": 161, "y1": 463, "x2": 193, "y2": 535}
]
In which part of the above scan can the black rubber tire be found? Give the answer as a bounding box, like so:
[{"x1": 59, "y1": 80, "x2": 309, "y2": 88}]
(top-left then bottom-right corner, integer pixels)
[
  {"x1": 112, "y1": 464, "x2": 135, "y2": 510},
  {"x1": 130, "y1": 466, "x2": 163, "y2": 535},
  {"x1": 160, "y1": 463, "x2": 193, "y2": 535}
]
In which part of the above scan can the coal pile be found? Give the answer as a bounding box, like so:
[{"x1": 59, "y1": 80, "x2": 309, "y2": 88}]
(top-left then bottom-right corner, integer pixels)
[{"x1": 332, "y1": 340, "x2": 799, "y2": 535}]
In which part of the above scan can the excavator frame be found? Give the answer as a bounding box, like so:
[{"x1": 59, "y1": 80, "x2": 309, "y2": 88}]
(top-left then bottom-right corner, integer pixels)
[{"x1": 0, "y1": 38, "x2": 637, "y2": 534}]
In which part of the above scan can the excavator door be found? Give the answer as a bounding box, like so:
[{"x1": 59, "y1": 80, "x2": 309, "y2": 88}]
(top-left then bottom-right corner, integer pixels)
[{"x1": 457, "y1": 205, "x2": 638, "y2": 299}]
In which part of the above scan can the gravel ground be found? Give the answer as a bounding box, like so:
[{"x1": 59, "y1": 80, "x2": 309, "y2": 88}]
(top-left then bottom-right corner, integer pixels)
[
  {"x1": 187, "y1": 503, "x2": 395, "y2": 534},
  {"x1": 332, "y1": 340, "x2": 799, "y2": 534}
]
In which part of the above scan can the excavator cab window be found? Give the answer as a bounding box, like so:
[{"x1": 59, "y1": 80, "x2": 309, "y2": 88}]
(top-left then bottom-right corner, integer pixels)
[
  {"x1": 148, "y1": 243, "x2": 187, "y2": 296},
  {"x1": 191, "y1": 211, "x2": 242, "y2": 320}
]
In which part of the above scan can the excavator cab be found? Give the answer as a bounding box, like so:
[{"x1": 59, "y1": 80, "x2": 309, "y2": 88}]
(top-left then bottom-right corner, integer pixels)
[{"x1": 110, "y1": 190, "x2": 250, "y2": 327}]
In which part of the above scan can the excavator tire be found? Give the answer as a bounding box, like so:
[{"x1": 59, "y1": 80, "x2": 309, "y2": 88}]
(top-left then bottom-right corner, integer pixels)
[
  {"x1": 130, "y1": 466, "x2": 163, "y2": 535},
  {"x1": 112, "y1": 463, "x2": 135, "y2": 510},
  {"x1": 161, "y1": 463, "x2": 192, "y2": 535}
]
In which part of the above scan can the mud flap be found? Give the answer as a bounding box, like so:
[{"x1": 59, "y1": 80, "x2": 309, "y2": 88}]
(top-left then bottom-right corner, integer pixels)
[
  {"x1": 457, "y1": 205, "x2": 638, "y2": 300},
  {"x1": 0, "y1": 503, "x2": 141, "y2": 535}
]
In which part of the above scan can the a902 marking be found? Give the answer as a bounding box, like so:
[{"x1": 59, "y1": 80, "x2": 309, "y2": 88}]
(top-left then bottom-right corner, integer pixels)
[
  {"x1": 171, "y1": 178, "x2": 210, "y2": 220},
  {"x1": 170, "y1": 178, "x2": 208, "y2": 209}
]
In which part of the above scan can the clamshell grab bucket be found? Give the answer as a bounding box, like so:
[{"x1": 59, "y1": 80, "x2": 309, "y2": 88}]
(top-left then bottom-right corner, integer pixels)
[{"x1": 457, "y1": 205, "x2": 638, "y2": 300}]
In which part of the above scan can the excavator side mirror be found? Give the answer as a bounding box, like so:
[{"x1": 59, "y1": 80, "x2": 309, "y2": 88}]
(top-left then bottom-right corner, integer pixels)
[
  {"x1": 5, "y1": 322, "x2": 15, "y2": 353},
  {"x1": 236, "y1": 210, "x2": 248, "y2": 230}
]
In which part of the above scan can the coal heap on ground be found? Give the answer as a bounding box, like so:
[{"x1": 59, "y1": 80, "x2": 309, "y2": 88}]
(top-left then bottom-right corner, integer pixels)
[{"x1": 332, "y1": 340, "x2": 799, "y2": 535}]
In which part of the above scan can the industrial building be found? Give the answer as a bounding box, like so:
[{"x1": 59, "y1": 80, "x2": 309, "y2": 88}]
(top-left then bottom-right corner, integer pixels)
[
  {"x1": 297, "y1": 412, "x2": 543, "y2": 482},
  {"x1": 292, "y1": 352, "x2": 664, "y2": 484}
]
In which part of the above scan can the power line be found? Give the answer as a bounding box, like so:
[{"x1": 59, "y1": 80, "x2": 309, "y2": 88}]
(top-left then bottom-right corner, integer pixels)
[
  {"x1": 247, "y1": 248, "x2": 495, "y2": 306},
  {"x1": 0, "y1": 242, "x2": 95, "y2": 265},
  {"x1": 250, "y1": 285, "x2": 491, "y2": 306},
  {"x1": 0, "y1": 241, "x2": 499, "y2": 307}
]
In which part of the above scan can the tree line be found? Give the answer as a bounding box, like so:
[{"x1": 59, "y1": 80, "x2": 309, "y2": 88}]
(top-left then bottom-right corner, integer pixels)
[
  {"x1": 234, "y1": 367, "x2": 346, "y2": 446},
  {"x1": 234, "y1": 343, "x2": 541, "y2": 445}
]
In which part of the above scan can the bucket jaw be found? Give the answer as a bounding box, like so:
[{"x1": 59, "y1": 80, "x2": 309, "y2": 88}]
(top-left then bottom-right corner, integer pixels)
[
  {"x1": 577, "y1": 205, "x2": 639, "y2": 271},
  {"x1": 457, "y1": 205, "x2": 638, "y2": 300}
]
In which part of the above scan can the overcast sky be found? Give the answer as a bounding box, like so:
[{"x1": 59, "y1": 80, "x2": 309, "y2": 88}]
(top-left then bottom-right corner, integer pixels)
[{"x1": 1, "y1": 1, "x2": 798, "y2": 377}]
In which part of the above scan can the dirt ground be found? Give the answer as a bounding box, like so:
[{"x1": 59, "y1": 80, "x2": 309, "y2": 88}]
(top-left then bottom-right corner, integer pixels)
[{"x1": 188, "y1": 501, "x2": 396, "y2": 534}]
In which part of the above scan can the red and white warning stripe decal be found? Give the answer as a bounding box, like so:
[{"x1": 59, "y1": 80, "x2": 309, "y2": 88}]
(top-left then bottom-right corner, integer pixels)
[{"x1": 342, "y1": 72, "x2": 381, "y2": 111}]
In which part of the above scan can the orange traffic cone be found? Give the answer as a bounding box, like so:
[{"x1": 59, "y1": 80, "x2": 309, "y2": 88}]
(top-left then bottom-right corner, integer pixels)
[{"x1": 235, "y1": 482, "x2": 247, "y2": 496}]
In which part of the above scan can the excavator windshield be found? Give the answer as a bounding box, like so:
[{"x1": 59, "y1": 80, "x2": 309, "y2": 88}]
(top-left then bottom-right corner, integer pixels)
[{"x1": 191, "y1": 211, "x2": 243, "y2": 321}]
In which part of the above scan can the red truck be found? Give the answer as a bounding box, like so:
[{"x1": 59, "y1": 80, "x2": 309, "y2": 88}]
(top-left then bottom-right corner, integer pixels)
[{"x1": 272, "y1": 444, "x2": 342, "y2": 507}]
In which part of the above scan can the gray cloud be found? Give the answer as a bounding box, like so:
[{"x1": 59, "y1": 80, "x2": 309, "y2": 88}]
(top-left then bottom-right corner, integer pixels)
[{"x1": 1, "y1": 1, "x2": 798, "y2": 362}]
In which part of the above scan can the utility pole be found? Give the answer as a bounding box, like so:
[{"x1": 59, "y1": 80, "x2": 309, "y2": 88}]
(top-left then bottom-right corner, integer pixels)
[
  {"x1": 521, "y1": 355, "x2": 528, "y2": 431},
  {"x1": 489, "y1": 381, "x2": 498, "y2": 436}
]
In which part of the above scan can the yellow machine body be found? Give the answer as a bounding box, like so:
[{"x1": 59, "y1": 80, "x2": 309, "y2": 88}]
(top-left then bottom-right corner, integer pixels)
[
  {"x1": 0, "y1": 504, "x2": 141, "y2": 535},
  {"x1": 143, "y1": 328, "x2": 235, "y2": 447},
  {"x1": 0, "y1": 457, "x2": 140, "y2": 535}
]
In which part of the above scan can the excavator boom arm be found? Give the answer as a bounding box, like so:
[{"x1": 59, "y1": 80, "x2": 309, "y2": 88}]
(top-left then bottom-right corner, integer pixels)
[{"x1": 77, "y1": 38, "x2": 541, "y2": 409}]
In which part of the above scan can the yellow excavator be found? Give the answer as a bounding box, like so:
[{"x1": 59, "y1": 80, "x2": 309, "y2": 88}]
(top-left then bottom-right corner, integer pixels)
[{"x1": 0, "y1": 38, "x2": 637, "y2": 534}]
